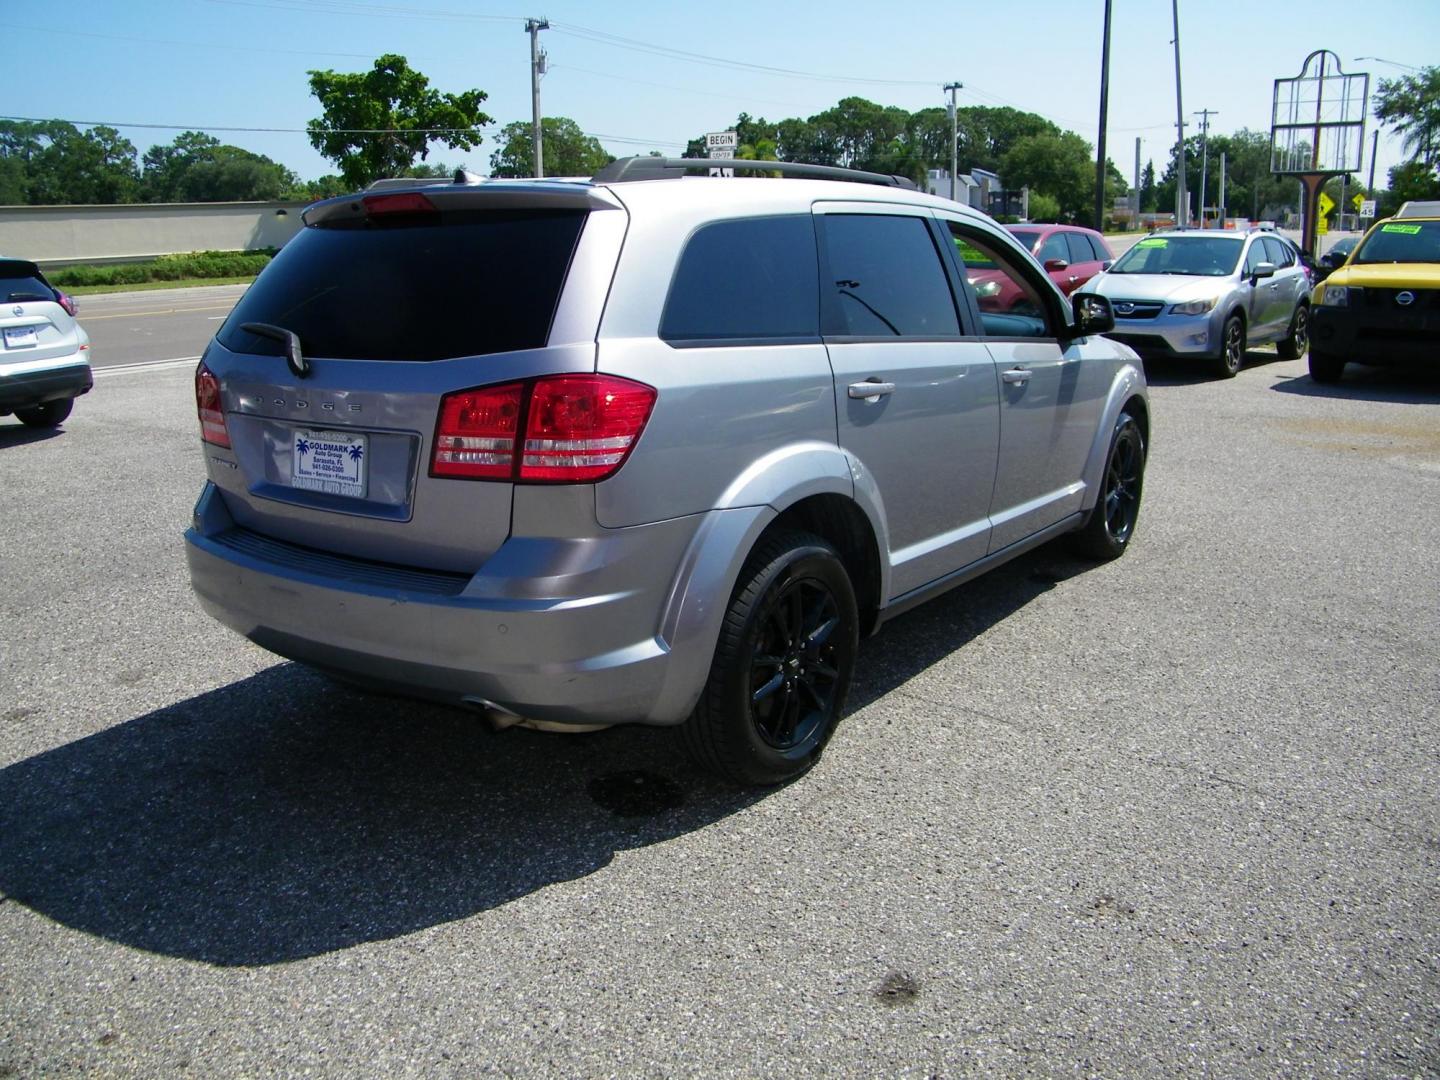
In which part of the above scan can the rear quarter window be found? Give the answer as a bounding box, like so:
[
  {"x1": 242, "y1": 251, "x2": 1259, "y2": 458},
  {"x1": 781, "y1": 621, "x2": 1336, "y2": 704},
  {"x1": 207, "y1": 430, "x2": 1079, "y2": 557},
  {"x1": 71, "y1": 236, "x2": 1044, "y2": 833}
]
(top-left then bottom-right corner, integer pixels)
[
  {"x1": 660, "y1": 216, "x2": 820, "y2": 343},
  {"x1": 217, "y1": 208, "x2": 587, "y2": 362}
]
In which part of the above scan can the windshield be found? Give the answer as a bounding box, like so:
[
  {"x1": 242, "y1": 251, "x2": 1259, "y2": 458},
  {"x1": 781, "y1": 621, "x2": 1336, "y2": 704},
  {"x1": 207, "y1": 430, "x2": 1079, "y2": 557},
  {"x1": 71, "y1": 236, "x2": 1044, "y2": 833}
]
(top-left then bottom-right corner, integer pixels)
[
  {"x1": 1008, "y1": 230, "x2": 1042, "y2": 254},
  {"x1": 1109, "y1": 235, "x2": 1244, "y2": 276},
  {"x1": 1353, "y1": 220, "x2": 1440, "y2": 264}
]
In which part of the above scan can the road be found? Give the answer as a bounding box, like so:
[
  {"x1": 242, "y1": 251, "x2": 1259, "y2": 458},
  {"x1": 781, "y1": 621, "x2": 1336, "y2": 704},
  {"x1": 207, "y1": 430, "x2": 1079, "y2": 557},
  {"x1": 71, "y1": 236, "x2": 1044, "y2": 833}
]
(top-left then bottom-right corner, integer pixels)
[
  {"x1": 77, "y1": 283, "x2": 246, "y2": 376},
  {"x1": 1, "y1": 294, "x2": 1437, "y2": 1077}
]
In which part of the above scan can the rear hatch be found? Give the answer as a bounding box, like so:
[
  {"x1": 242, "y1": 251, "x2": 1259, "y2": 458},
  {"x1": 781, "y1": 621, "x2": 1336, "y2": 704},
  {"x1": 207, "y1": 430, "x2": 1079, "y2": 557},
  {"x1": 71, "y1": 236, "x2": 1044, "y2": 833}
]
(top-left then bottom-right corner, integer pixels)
[
  {"x1": 0, "y1": 260, "x2": 83, "y2": 368},
  {"x1": 199, "y1": 184, "x2": 617, "y2": 574}
]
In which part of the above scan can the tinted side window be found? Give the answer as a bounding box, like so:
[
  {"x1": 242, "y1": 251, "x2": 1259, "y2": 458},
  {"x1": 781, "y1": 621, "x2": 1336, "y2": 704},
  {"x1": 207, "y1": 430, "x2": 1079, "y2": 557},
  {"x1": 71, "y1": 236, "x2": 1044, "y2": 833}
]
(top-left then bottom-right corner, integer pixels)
[
  {"x1": 220, "y1": 209, "x2": 586, "y2": 362},
  {"x1": 821, "y1": 215, "x2": 959, "y2": 337},
  {"x1": 660, "y1": 216, "x2": 819, "y2": 342},
  {"x1": 1066, "y1": 232, "x2": 1097, "y2": 264},
  {"x1": 1263, "y1": 236, "x2": 1294, "y2": 267},
  {"x1": 1088, "y1": 234, "x2": 1113, "y2": 261},
  {"x1": 1037, "y1": 233, "x2": 1070, "y2": 265}
]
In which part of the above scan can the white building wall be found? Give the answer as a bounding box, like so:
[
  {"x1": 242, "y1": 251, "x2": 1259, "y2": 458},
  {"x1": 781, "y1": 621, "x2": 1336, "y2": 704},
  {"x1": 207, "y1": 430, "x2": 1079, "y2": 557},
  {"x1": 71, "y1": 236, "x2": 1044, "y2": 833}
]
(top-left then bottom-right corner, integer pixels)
[{"x1": 0, "y1": 202, "x2": 308, "y2": 266}]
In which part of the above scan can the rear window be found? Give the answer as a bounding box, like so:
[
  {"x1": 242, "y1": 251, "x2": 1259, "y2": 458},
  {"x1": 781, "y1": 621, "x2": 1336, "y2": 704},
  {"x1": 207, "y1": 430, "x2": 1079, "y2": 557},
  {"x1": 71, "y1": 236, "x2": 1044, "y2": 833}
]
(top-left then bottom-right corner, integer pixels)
[
  {"x1": 217, "y1": 208, "x2": 587, "y2": 362},
  {"x1": 660, "y1": 216, "x2": 819, "y2": 342},
  {"x1": 0, "y1": 261, "x2": 56, "y2": 304}
]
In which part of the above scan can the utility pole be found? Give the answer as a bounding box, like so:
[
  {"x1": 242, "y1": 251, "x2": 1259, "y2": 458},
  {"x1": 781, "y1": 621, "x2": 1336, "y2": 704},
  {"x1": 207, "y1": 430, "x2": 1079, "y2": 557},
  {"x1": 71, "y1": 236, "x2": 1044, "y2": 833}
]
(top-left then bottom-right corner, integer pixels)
[
  {"x1": 1094, "y1": 0, "x2": 1113, "y2": 231},
  {"x1": 1134, "y1": 136, "x2": 1141, "y2": 231},
  {"x1": 944, "y1": 81, "x2": 963, "y2": 202},
  {"x1": 1194, "y1": 108, "x2": 1217, "y2": 227},
  {"x1": 1171, "y1": 0, "x2": 1187, "y2": 226},
  {"x1": 1367, "y1": 129, "x2": 1378, "y2": 193},
  {"x1": 1219, "y1": 152, "x2": 1226, "y2": 227},
  {"x1": 525, "y1": 17, "x2": 549, "y2": 179}
]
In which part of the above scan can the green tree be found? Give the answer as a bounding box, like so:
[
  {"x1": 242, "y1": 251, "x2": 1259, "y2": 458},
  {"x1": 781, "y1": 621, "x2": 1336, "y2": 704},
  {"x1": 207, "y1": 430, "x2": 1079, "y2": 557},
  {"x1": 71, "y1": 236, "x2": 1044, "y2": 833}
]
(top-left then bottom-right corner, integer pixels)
[
  {"x1": 1374, "y1": 66, "x2": 1440, "y2": 168},
  {"x1": 1382, "y1": 160, "x2": 1440, "y2": 213},
  {"x1": 141, "y1": 132, "x2": 298, "y2": 202},
  {"x1": 27, "y1": 126, "x2": 139, "y2": 204},
  {"x1": 1139, "y1": 160, "x2": 1157, "y2": 212},
  {"x1": 1001, "y1": 131, "x2": 1092, "y2": 219},
  {"x1": 307, "y1": 54, "x2": 492, "y2": 188},
  {"x1": 1026, "y1": 191, "x2": 1061, "y2": 222},
  {"x1": 488, "y1": 117, "x2": 612, "y2": 178}
]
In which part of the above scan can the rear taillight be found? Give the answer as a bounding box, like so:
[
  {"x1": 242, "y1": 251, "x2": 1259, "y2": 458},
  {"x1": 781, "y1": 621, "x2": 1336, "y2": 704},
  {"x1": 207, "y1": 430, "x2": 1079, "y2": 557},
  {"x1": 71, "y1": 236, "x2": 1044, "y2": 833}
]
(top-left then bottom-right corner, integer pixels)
[
  {"x1": 195, "y1": 363, "x2": 231, "y2": 449},
  {"x1": 55, "y1": 291, "x2": 77, "y2": 316},
  {"x1": 431, "y1": 375, "x2": 656, "y2": 484}
]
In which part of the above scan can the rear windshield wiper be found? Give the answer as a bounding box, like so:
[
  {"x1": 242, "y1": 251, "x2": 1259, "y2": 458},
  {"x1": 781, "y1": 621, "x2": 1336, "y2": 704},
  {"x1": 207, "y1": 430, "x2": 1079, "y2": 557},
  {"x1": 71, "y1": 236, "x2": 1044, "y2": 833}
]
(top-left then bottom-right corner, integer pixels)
[{"x1": 241, "y1": 322, "x2": 310, "y2": 378}]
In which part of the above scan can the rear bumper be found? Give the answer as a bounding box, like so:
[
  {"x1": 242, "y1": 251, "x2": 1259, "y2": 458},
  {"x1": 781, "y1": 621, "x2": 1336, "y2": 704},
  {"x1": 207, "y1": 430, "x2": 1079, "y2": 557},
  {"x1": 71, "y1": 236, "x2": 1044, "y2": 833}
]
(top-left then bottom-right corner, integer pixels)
[
  {"x1": 0, "y1": 359, "x2": 93, "y2": 412},
  {"x1": 1310, "y1": 306, "x2": 1438, "y2": 364},
  {"x1": 184, "y1": 482, "x2": 728, "y2": 728}
]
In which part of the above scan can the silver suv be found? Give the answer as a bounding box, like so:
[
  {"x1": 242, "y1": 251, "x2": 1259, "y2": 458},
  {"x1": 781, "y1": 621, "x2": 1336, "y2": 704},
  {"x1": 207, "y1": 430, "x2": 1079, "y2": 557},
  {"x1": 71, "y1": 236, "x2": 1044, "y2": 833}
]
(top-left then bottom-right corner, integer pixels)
[
  {"x1": 185, "y1": 159, "x2": 1149, "y2": 786},
  {"x1": 1078, "y1": 228, "x2": 1311, "y2": 378}
]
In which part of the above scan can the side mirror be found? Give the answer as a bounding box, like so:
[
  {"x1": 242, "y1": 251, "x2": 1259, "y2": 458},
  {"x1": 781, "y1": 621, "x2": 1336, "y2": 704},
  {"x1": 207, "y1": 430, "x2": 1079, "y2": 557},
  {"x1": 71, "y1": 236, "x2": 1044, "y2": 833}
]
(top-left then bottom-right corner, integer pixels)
[
  {"x1": 1100, "y1": 260, "x2": 1113, "y2": 271},
  {"x1": 1043, "y1": 258, "x2": 1069, "y2": 272},
  {"x1": 1251, "y1": 261, "x2": 1277, "y2": 281},
  {"x1": 1070, "y1": 293, "x2": 1114, "y2": 337}
]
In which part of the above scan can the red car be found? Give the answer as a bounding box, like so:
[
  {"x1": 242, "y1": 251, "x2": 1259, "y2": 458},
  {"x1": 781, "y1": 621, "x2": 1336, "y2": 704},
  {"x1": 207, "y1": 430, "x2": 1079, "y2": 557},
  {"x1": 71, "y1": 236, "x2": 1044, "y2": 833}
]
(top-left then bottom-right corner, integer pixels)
[{"x1": 1006, "y1": 224, "x2": 1115, "y2": 295}]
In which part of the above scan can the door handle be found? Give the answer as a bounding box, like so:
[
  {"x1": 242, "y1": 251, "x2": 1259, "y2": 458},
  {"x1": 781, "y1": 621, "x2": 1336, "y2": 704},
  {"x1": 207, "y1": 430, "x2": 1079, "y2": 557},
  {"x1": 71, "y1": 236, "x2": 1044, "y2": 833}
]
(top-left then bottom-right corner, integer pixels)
[
  {"x1": 1001, "y1": 368, "x2": 1031, "y2": 385},
  {"x1": 847, "y1": 381, "x2": 896, "y2": 400}
]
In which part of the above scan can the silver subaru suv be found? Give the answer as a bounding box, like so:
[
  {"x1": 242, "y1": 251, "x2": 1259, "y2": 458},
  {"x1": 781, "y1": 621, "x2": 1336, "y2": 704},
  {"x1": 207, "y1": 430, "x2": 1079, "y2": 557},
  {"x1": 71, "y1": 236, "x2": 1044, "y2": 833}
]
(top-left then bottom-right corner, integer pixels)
[{"x1": 185, "y1": 159, "x2": 1149, "y2": 786}]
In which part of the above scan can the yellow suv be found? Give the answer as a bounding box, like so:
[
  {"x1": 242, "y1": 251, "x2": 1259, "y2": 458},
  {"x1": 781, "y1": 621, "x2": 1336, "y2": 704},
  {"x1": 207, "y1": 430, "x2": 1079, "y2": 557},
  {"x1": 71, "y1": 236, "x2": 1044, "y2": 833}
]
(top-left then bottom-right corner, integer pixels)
[{"x1": 1309, "y1": 202, "x2": 1440, "y2": 382}]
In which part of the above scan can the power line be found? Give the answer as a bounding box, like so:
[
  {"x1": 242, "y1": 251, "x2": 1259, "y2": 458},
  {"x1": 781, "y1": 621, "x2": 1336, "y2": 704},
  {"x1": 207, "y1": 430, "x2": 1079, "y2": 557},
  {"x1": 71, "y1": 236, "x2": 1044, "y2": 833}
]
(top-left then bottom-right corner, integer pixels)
[{"x1": 0, "y1": 115, "x2": 488, "y2": 135}]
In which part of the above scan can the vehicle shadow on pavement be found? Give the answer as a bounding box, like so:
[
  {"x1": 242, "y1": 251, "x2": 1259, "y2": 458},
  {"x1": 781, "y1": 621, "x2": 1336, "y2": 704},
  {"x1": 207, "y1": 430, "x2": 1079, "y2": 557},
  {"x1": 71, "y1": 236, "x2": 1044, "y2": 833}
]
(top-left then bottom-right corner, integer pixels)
[
  {"x1": 1138, "y1": 350, "x2": 1283, "y2": 386},
  {"x1": 848, "y1": 542, "x2": 1095, "y2": 713},
  {"x1": 1269, "y1": 365, "x2": 1440, "y2": 403},
  {"x1": 0, "y1": 422, "x2": 64, "y2": 447},
  {"x1": 0, "y1": 665, "x2": 762, "y2": 967}
]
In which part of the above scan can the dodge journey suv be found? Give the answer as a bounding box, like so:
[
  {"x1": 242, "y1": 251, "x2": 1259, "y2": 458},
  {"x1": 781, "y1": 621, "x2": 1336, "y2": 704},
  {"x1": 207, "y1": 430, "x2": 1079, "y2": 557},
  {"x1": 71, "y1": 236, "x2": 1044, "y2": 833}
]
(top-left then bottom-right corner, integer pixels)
[{"x1": 185, "y1": 158, "x2": 1150, "y2": 786}]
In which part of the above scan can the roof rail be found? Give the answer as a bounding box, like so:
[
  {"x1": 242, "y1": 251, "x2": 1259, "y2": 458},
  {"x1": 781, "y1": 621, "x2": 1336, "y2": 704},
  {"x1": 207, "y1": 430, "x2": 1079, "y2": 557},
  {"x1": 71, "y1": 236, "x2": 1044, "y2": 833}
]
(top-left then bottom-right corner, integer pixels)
[
  {"x1": 591, "y1": 156, "x2": 918, "y2": 190},
  {"x1": 365, "y1": 175, "x2": 456, "y2": 192}
]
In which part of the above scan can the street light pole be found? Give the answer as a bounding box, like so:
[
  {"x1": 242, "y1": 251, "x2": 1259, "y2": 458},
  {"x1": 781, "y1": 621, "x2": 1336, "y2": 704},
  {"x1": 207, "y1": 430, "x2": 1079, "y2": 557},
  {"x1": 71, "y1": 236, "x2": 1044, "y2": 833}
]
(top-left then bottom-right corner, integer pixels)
[
  {"x1": 526, "y1": 17, "x2": 550, "y2": 179},
  {"x1": 944, "y1": 81, "x2": 963, "y2": 202}
]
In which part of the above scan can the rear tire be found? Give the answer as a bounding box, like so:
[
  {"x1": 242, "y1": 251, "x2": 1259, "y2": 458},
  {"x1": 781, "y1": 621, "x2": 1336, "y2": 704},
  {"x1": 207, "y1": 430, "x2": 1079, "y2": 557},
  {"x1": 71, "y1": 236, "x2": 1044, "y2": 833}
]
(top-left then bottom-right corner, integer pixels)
[
  {"x1": 1072, "y1": 410, "x2": 1145, "y2": 561},
  {"x1": 681, "y1": 530, "x2": 858, "y2": 787},
  {"x1": 1308, "y1": 349, "x2": 1344, "y2": 384},
  {"x1": 1212, "y1": 315, "x2": 1245, "y2": 379},
  {"x1": 1276, "y1": 304, "x2": 1309, "y2": 360},
  {"x1": 15, "y1": 399, "x2": 73, "y2": 428}
]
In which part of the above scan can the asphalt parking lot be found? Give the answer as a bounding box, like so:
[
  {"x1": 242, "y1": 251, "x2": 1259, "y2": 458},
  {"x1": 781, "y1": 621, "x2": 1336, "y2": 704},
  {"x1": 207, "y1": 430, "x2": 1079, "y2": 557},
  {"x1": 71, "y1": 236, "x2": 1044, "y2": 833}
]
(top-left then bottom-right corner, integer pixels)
[{"x1": 1, "y1": 307, "x2": 1436, "y2": 1076}]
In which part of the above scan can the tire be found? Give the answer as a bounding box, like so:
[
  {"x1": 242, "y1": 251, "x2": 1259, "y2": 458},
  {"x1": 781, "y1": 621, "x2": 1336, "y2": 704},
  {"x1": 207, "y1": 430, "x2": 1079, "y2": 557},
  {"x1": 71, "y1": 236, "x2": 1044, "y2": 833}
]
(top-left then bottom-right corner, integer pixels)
[
  {"x1": 1212, "y1": 314, "x2": 1245, "y2": 379},
  {"x1": 1308, "y1": 349, "x2": 1344, "y2": 384},
  {"x1": 15, "y1": 399, "x2": 73, "y2": 428},
  {"x1": 1072, "y1": 410, "x2": 1145, "y2": 561},
  {"x1": 681, "y1": 530, "x2": 859, "y2": 787},
  {"x1": 1276, "y1": 304, "x2": 1309, "y2": 360}
]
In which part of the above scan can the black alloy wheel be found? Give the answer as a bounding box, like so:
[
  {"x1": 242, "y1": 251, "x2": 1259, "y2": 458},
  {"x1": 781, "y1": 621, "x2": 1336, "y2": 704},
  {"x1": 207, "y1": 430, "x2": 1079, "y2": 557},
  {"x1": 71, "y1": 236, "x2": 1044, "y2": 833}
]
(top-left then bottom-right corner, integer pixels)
[
  {"x1": 15, "y1": 399, "x2": 73, "y2": 428},
  {"x1": 748, "y1": 572, "x2": 845, "y2": 752},
  {"x1": 1073, "y1": 411, "x2": 1145, "y2": 560},
  {"x1": 681, "y1": 530, "x2": 858, "y2": 787}
]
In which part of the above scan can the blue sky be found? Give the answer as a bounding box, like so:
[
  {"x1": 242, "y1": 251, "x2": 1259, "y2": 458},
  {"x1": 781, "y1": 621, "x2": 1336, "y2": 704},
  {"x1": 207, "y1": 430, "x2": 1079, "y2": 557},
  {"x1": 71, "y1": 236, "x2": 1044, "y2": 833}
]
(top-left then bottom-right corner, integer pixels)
[{"x1": 4, "y1": 0, "x2": 1436, "y2": 186}]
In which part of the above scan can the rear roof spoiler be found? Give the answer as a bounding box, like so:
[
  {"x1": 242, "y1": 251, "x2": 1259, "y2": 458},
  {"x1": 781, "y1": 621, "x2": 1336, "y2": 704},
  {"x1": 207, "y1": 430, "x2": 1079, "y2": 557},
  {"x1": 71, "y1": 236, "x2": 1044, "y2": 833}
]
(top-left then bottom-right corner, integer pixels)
[{"x1": 591, "y1": 156, "x2": 919, "y2": 190}]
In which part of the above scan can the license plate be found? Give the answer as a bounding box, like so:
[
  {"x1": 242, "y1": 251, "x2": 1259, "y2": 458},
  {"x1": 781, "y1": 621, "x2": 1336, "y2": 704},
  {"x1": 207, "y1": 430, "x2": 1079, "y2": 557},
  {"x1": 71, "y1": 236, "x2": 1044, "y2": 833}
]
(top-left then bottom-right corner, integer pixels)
[
  {"x1": 3, "y1": 326, "x2": 38, "y2": 348},
  {"x1": 291, "y1": 428, "x2": 368, "y2": 498}
]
